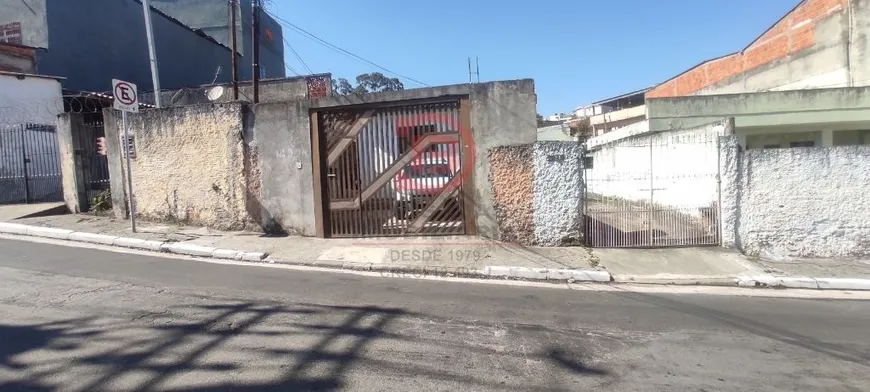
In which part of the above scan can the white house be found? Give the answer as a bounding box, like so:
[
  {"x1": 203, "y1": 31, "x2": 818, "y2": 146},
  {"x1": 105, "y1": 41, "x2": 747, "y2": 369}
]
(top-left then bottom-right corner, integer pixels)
[{"x1": 0, "y1": 70, "x2": 64, "y2": 125}]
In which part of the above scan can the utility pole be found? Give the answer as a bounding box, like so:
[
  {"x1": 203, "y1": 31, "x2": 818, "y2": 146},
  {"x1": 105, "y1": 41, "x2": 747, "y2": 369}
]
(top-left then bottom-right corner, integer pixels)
[
  {"x1": 141, "y1": 0, "x2": 162, "y2": 108},
  {"x1": 230, "y1": 0, "x2": 239, "y2": 100},
  {"x1": 251, "y1": 0, "x2": 261, "y2": 103}
]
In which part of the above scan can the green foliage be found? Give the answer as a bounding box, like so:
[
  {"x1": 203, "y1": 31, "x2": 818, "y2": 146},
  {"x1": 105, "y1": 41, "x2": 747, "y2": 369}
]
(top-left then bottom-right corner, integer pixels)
[
  {"x1": 331, "y1": 72, "x2": 404, "y2": 95},
  {"x1": 90, "y1": 189, "x2": 112, "y2": 213}
]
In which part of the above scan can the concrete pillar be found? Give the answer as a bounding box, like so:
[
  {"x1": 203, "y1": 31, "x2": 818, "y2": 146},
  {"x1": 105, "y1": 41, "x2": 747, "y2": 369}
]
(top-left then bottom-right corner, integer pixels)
[
  {"x1": 102, "y1": 109, "x2": 128, "y2": 220},
  {"x1": 822, "y1": 129, "x2": 834, "y2": 147},
  {"x1": 718, "y1": 134, "x2": 742, "y2": 249},
  {"x1": 55, "y1": 113, "x2": 87, "y2": 213}
]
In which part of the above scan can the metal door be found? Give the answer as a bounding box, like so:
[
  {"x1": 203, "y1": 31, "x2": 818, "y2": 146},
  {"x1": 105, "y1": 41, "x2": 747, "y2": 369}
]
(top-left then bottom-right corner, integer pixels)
[
  {"x1": 583, "y1": 128, "x2": 722, "y2": 247},
  {"x1": 316, "y1": 100, "x2": 472, "y2": 237},
  {"x1": 0, "y1": 124, "x2": 63, "y2": 205}
]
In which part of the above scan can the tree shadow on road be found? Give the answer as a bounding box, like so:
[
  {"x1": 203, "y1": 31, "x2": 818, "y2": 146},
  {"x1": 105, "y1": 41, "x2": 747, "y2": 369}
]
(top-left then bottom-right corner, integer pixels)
[{"x1": 0, "y1": 300, "x2": 610, "y2": 391}]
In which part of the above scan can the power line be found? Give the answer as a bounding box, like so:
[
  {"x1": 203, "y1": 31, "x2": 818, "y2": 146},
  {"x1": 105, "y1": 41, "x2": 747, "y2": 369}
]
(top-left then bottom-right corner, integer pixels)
[
  {"x1": 264, "y1": 9, "x2": 429, "y2": 87},
  {"x1": 283, "y1": 36, "x2": 313, "y2": 75},
  {"x1": 285, "y1": 62, "x2": 301, "y2": 77}
]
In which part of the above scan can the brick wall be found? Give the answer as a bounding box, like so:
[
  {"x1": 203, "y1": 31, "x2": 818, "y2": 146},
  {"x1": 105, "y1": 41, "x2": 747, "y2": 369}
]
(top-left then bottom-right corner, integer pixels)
[{"x1": 647, "y1": 0, "x2": 848, "y2": 99}]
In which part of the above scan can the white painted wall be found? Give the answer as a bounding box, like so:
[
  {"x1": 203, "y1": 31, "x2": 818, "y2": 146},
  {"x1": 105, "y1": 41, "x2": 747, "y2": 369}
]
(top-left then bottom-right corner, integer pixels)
[
  {"x1": 722, "y1": 144, "x2": 870, "y2": 258},
  {"x1": 0, "y1": 74, "x2": 63, "y2": 125},
  {"x1": 586, "y1": 121, "x2": 727, "y2": 211},
  {"x1": 533, "y1": 142, "x2": 582, "y2": 245}
]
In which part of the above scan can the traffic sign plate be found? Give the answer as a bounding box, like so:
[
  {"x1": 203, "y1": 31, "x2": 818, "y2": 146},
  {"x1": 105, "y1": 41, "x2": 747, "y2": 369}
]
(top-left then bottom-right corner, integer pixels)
[{"x1": 112, "y1": 79, "x2": 139, "y2": 113}]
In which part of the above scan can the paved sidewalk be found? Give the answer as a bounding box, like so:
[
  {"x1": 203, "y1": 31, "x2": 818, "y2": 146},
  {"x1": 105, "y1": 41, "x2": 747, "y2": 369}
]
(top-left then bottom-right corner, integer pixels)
[
  {"x1": 5, "y1": 213, "x2": 870, "y2": 290},
  {"x1": 8, "y1": 214, "x2": 606, "y2": 281},
  {"x1": 594, "y1": 247, "x2": 767, "y2": 285},
  {"x1": 752, "y1": 256, "x2": 870, "y2": 279}
]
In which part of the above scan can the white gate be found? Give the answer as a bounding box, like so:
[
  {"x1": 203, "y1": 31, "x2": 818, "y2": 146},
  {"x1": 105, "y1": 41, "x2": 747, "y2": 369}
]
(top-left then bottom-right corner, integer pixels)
[{"x1": 583, "y1": 124, "x2": 725, "y2": 247}]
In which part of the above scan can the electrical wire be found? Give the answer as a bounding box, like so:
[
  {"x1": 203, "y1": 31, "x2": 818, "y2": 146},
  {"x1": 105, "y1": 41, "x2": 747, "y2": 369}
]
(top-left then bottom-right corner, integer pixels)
[
  {"x1": 263, "y1": 9, "x2": 429, "y2": 87},
  {"x1": 283, "y1": 36, "x2": 314, "y2": 75}
]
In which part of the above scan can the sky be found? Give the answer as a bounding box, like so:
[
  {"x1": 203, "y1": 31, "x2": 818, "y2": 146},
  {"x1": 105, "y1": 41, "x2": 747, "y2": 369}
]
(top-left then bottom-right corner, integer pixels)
[{"x1": 268, "y1": 0, "x2": 799, "y2": 115}]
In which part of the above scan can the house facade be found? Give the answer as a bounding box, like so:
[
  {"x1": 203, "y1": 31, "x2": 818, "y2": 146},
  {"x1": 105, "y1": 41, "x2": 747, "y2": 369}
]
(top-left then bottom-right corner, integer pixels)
[
  {"x1": 150, "y1": 0, "x2": 286, "y2": 81},
  {"x1": 574, "y1": 0, "x2": 870, "y2": 150},
  {"x1": 0, "y1": 0, "x2": 234, "y2": 93}
]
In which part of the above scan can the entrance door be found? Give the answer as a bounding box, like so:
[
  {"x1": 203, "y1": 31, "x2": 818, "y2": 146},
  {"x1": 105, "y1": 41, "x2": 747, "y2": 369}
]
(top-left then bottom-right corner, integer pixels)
[
  {"x1": 583, "y1": 128, "x2": 721, "y2": 247},
  {"x1": 315, "y1": 100, "x2": 471, "y2": 237}
]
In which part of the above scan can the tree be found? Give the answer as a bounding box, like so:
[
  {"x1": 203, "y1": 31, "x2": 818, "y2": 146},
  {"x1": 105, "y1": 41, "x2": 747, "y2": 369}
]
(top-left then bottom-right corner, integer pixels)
[
  {"x1": 332, "y1": 72, "x2": 404, "y2": 95},
  {"x1": 536, "y1": 113, "x2": 545, "y2": 127}
]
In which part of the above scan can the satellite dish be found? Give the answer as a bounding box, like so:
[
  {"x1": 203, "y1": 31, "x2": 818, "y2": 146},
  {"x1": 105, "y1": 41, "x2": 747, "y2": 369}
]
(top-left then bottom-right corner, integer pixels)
[{"x1": 206, "y1": 86, "x2": 225, "y2": 102}]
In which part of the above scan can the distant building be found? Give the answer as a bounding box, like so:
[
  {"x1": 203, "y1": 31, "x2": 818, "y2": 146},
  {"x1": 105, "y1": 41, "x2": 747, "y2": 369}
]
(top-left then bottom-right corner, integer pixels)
[
  {"x1": 0, "y1": 0, "x2": 234, "y2": 93},
  {"x1": 151, "y1": 0, "x2": 286, "y2": 81}
]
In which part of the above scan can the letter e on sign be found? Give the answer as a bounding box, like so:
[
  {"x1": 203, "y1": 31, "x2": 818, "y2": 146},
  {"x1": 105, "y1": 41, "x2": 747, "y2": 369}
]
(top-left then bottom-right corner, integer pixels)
[{"x1": 112, "y1": 79, "x2": 139, "y2": 113}]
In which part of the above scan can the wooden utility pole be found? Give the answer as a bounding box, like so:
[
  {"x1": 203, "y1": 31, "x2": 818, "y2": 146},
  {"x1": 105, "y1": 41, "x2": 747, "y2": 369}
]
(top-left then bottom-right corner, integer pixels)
[
  {"x1": 251, "y1": 0, "x2": 260, "y2": 103},
  {"x1": 230, "y1": 0, "x2": 239, "y2": 100}
]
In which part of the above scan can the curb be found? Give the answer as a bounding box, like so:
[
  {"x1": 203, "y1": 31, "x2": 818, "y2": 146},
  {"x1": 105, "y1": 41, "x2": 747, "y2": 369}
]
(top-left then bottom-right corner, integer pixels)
[
  {"x1": 0, "y1": 222, "x2": 268, "y2": 262},
  {"x1": 612, "y1": 274, "x2": 740, "y2": 287},
  {"x1": 738, "y1": 276, "x2": 870, "y2": 291},
  {"x1": 267, "y1": 257, "x2": 612, "y2": 283},
  {"x1": 3, "y1": 222, "x2": 869, "y2": 290}
]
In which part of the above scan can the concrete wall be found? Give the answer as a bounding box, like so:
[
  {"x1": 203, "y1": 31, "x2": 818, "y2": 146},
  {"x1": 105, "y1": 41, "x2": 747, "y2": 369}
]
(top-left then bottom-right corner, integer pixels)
[
  {"x1": 488, "y1": 145, "x2": 534, "y2": 244},
  {"x1": 141, "y1": 75, "x2": 318, "y2": 107},
  {"x1": 647, "y1": 87, "x2": 870, "y2": 137},
  {"x1": 533, "y1": 142, "x2": 583, "y2": 246},
  {"x1": 100, "y1": 79, "x2": 538, "y2": 240},
  {"x1": 310, "y1": 79, "x2": 538, "y2": 240},
  {"x1": 104, "y1": 103, "x2": 257, "y2": 230},
  {"x1": 55, "y1": 113, "x2": 86, "y2": 213},
  {"x1": 17, "y1": 0, "x2": 233, "y2": 93},
  {"x1": 0, "y1": 0, "x2": 48, "y2": 48},
  {"x1": 488, "y1": 141, "x2": 583, "y2": 246},
  {"x1": 721, "y1": 139, "x2": 870, "y2": 258},
  {"x1": 248, "y1": 100, "x2": 316, "y2": 235},
  {"x1": 648, "y1": 0, "x2": 854, "y2": 99},
  {"x1": 0, "y1": 73, "x2": 62, "y2": 125}
]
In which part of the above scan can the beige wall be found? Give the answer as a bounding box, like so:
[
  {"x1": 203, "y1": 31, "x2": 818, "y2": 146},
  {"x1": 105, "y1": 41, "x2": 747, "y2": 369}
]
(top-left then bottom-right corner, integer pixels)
[{"x1": 106, "y1": 103, "x2": 258, "y2": 231}]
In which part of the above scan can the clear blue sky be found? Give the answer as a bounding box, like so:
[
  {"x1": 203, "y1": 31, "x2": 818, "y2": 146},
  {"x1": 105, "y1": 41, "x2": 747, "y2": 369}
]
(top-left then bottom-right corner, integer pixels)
[{"x1": 269, "y1": 0, "x2": 798, "y2": 115}]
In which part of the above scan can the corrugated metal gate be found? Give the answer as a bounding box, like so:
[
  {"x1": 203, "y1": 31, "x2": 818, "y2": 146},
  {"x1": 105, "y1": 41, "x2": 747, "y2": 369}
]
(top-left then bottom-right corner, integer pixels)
[
  {"x1": 583, "y1": 129, "x2": 722, "y2": 247},
  {"x1": 0, "y1": 124, "x2": 63, "y2": 205},
  {"x1": 313, "y1": 99, "x2": 474, "y2": 237}
]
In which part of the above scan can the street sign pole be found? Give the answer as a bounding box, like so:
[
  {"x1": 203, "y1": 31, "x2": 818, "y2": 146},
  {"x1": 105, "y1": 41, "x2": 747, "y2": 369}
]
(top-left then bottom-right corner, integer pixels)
[
  {"x1": 122, "y1": 111, "x2": 137, "y2": 233},
  {"x1": 113, "y1": 79, "x2": 140, "y2": 233}
]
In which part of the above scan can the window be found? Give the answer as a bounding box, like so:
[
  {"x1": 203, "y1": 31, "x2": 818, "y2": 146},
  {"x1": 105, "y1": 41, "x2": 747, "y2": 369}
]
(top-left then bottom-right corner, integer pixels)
[
  {"x1": 583, "y1": 156, "x2": 594, "y2": 169},
  {"x1": 790, "y1": 141, "x2": 814, "y2": 148},
  {"x1": 763, "y1": 144, "x2": 781, "y2": 149}
]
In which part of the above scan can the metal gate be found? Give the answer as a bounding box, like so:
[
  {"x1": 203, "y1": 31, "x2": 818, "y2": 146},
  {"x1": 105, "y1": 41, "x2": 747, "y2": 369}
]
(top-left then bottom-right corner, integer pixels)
[
  {"x1": 0, "y1": 124, "x2": 63, "y2": 205},
  {"x1": 583, "y1": 128, "x2": 721, "y2": 247},
  {"x1": 314, "y1": 100, "x2": 473, "y2": 237},
  {"x1": 77, "y1": 117, "x2": 111, "y2": 210}
]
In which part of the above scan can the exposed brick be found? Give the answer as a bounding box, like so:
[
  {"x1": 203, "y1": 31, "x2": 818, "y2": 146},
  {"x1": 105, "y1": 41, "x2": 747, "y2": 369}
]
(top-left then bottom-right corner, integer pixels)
[
  {"x1": 789, "y1": 23, "x2": 815, "y2": 53},
  {"x1": 646, "y1": 0, "x2": 845, "y2": 99}
]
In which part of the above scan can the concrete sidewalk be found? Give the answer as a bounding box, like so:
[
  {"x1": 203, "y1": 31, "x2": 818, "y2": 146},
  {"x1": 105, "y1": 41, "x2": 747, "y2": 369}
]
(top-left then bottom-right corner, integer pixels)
[
  {"x1": 3, "y1": 214, "x2": 870, "y2": 290},
  {"x1": 3, "y1": 214, "x2": 609, "y2": 283}
]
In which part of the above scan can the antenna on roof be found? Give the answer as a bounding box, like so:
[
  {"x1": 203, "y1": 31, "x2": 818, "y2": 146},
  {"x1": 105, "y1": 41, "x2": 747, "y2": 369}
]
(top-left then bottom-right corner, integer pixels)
[{"x1": 468, "y1": 57, "x2": 480, "y2": 84}]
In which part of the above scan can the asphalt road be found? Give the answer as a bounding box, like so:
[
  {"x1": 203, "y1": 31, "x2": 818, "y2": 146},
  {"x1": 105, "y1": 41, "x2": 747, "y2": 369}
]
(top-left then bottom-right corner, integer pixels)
[{"x1": 0, "y1": 238, "x2": 868, "y2": 391}]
